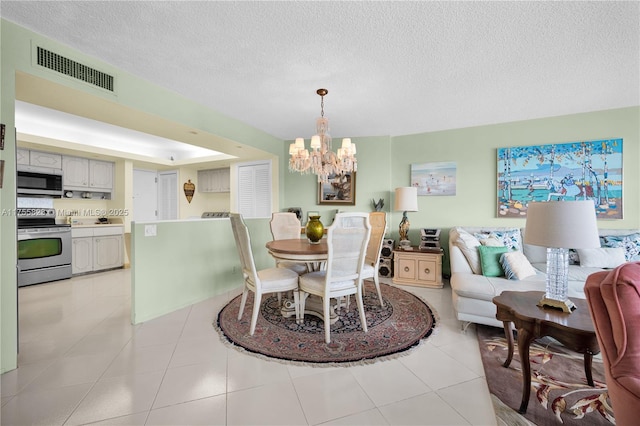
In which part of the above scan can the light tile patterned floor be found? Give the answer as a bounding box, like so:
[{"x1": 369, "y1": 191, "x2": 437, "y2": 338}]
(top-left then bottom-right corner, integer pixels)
[{"x1": 1, "y1": 269, "x2": 497, "y2": 425}]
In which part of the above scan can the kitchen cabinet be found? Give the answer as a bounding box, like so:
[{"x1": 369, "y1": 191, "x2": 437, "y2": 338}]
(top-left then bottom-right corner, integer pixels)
[
  {"x1": 72, "y1": 237, "x2": 93, "y2": 274},
  {"x1": 17, "y1": 149, "x2": 29, "y2": 165},
  {"x1": 63, "y1": 156, "x2": 89, "y2": 188},
  {"x1": 63, "y1": 155, "x2": 114, "y2": 193},
  {"x1": 17, "y1": 148, "x2": 62, "y2": 169},
  {"x1": 197, "y1": 168, "x2": 230, "y2": 193},
  {"x1": 71, "y1": 226, "x2": 124, "y2": 274}
]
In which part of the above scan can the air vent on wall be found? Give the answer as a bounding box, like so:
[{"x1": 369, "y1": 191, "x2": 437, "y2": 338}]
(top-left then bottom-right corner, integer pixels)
[{"x1": 36, "y1": 46, "x2": 114, "y2": 92}]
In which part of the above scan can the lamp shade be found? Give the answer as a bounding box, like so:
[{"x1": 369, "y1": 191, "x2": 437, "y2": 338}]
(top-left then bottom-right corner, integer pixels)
[
  {"x1": 524, "y1": 201, "x2": 599, "y2": 249},
  {"x1": 394, "y1": 187, "x2": 418, "y2": 212}
]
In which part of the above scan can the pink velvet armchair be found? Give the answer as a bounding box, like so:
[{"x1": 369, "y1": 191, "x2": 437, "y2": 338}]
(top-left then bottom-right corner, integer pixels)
[{"x1": 584, "y1": 262, "x2": 640, "y2": 426}]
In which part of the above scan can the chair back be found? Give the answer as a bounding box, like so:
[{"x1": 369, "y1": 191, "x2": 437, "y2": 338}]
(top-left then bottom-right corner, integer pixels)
[
  {"x1": 584, "y1": 262, "x2": 640, "y2": 425},
  {"x1": 270, "y1": 212, "x2": 301, "y2": 240},
  {"x1": 365, "y1": 212, "x2": 387, "y2": 267},
  {"x1": 325, "y1": 212, "x2": 371, "y2": 288},
  {"x1": 229, "y1": 213, "x2": 259, "y2": 288}
]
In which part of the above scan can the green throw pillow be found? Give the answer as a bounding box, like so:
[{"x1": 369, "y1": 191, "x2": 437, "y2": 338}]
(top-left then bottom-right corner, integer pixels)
[{"x1": 478, "y1": 245, "x2": 509, "y2": 277}]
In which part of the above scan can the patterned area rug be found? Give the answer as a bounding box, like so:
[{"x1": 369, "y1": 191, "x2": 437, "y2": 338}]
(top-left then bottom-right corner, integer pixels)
[
  {"x1": 216, "y1": 282, "x2": 437, "y2": 365},
  {"x1": 476, "y1": 325, "x2": 615, "y2": 425}
]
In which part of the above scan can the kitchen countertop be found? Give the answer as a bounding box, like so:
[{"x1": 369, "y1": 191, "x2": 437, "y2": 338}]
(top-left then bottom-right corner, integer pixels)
[{"x1": 71, "y1": 223, "x2": 124, "y2": 228}]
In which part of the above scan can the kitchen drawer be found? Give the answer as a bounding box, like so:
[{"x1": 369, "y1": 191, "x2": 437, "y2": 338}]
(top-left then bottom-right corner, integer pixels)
[
  {"x1": 72, "y1": 228, "x2": 94, "y2": 238},
  {"x1": 93, "y1": 226, "x2": 123, "y2": 237}
]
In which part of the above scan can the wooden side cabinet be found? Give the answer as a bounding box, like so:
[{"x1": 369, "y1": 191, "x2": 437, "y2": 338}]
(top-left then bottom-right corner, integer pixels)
[{"x1": 392, "y1": 248, "x2": 443, "y2": 288}]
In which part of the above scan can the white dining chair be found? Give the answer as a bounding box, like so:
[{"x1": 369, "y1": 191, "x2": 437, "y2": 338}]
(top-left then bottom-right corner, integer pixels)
[
  {"x1": 361, "y1": 211, "x2": 387, "y2": 306},
  {"x1": 269, "y1": 212, "x2": 308, "y2": 275},
  {"x1": 298, "y1": 212, "x2": 371, "y2": 343},
  {"x1": 230, "y1": 213, "x2": 300, "y2": 335}
]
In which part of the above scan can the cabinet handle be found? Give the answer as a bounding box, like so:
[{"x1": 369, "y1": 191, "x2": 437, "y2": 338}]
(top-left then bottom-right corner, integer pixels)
[
  {"x1": 404, "y1": 266, "x2": 410, "y2": 272},
  {"x1": 424, "y1": 268, "x2": 430, "y2": 274}
]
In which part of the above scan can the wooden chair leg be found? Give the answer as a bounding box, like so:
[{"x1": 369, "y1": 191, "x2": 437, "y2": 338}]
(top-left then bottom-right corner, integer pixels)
[{"x1": 249, "y1": 292, "x2": 262, "y2": 335}]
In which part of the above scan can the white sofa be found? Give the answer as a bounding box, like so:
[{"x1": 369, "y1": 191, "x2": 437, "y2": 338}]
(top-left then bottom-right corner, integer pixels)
[{"x1": 448, "y1": 226, "x2": 639, "y2": 328}]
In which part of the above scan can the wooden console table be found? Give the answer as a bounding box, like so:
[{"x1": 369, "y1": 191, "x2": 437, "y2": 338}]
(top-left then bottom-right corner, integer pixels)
[{"x1": 392, "y1": 247, "x2": 443, "y2": 288}]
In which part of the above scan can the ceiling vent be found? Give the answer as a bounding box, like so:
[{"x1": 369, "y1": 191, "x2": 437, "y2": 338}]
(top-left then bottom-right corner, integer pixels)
[{"x1": 36, "y1": 46, "x2": 114, "y2": 92}]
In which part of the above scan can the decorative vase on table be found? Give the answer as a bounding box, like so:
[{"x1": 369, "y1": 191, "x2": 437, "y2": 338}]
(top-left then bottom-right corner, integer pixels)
[{"x1": 306, "y1": 215, "x2": 324, "y2": 244}]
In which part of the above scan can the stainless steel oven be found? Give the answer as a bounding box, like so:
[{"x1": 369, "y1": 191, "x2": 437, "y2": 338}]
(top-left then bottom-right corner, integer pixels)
[{"x1": 17, "y1": 208, "x2": 71, "y2": 287}]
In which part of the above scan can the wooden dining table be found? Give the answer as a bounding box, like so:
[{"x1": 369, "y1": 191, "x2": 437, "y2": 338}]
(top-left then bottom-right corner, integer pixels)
[
  {"x1": 266, "y1": 238, "x2": 327, "y2": 263},
  {"x1": 265, "y1": 238, "x2": 338, "y2": 324}
]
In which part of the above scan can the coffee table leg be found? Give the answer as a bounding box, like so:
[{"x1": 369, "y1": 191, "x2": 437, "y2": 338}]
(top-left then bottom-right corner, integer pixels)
[
  {"x1": 584, "y1": 352, "x2": 594, "y2": 386},
  {"x1": 517, "y1": 328, "x2": 535, "y2": 414},
  {"x1": 502, "y1": 321, "x2": 514, "y2": 367}
]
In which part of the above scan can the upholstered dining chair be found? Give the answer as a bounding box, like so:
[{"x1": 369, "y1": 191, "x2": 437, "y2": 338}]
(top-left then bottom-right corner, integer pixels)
[
  {"x1": 298, "y1": 212, "x2": 371, "y2": 343},
  {"x1": 229, "y1": 213, "x2": 300, "y2": 335},
  {"x1": 269, "y1": 212, "x2": 308, "y2": 275},
  {"x1": 584, "y1": 262, "x2": 640, "y2": 426},
  {"x1": 361, "y1": 211, "x2": 387, "y2": 306}
]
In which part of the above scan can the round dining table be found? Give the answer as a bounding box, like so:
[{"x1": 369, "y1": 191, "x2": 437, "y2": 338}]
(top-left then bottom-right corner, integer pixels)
[
  {"x1": 265, "y1": 238, "x2": 327, "y2": 266},
  {"x1": 265, "y1": 238, "x2": 339, "y2": 324}
]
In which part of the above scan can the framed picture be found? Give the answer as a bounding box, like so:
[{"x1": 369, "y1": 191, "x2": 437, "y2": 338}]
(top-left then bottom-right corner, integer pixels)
[
  {"x1": 411, "y1": 162, "x2": 457, "y2": 196},
  {"x1": 317, "y1": 172, "x2": 356, "y2": 205},
  {"x1": 0, "y1": 124, "x2": 5, "y2": 150},
  {"x1": 0, "y1": 160, "x2": 4, "y2": 188},
  {"x1": 497, "y1": 138, "x2": 623, "y2": 219}
]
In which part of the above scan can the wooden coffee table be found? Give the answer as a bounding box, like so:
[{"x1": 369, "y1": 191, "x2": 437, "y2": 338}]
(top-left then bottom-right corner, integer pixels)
[{"x1": 492, "y1": 291, "x2": 600, "y2": 414}]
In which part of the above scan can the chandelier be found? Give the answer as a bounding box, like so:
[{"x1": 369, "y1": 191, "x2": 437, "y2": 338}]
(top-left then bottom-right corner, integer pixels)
[{"x1": 289, "y1": 88, "x2": 357, "y2": 183}]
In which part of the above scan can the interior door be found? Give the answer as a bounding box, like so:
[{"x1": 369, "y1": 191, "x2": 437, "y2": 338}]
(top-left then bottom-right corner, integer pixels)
[{"x1": 133, "y1": 169, "x2": 157, "y2": 222}]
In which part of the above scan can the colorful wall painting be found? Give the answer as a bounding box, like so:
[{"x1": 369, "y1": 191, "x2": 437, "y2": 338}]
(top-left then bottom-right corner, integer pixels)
[
  {"x1": 497, "y1": 139, "x2": 623, "y2": 219},
  {"x1": 411, "y1": 162, "x2": 457, "y2": 196}
]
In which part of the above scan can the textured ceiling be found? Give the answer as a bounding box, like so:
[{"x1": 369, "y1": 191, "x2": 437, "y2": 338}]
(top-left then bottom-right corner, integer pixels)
[{"x1": 2, "y1": 1, "x2": 639, "y2": 141}]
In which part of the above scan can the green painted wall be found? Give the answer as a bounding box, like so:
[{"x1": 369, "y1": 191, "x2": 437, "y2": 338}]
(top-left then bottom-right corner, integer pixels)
[
  {"x1": 0, "y1": 20, "x2": 284, "y2": 373},
  {"x1": 131, "y1": 218, "x2": 274, "y2": 324},
  {"x1": 283, "y1": 107, "x2": 640, "y2": 274},
  {"x1": 1, "y1": 18, "x2": 639, "y2": 374}
]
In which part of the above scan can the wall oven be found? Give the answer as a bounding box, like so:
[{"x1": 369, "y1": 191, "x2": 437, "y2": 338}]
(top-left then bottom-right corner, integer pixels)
[
  {"x1": 17, "y1": 165, "x2": 64, "y2": 198},
  {"x1": 17, "y1": 208, "x2": 71, "y2": 287}
]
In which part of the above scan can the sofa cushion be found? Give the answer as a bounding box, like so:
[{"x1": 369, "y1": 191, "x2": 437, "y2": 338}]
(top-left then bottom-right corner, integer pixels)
[
  {"x1": 451, "y1": 227, "x2": 483, "y2": 274},
  {"x1": 474, "y1": 229, "x2": 521, "y2": 251},
  {"x1": 478, "y1": 246, "x2": 509, "y2": 277},
  {"x1": 600, "y1": 233, "x2": 640, "y2": 262},
  {"x1": 577, "y1": 247, "x2": 626, "y2": 269},
  {"x1": 500, "y1": 251, "x2": 538, "y2": 280}
]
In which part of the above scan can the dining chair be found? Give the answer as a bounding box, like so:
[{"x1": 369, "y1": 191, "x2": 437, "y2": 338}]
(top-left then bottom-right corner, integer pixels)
[
  {"x1": 229, "y1": 213, "x2": 300, "y2": 335},
  {"x1": 361, "y1": 211, "x2": 387, "y2": 306},
  {"x1": 269, "y1": 212, "x2": 308, "y2": 275},
  {"x1": 298, "y1": 212, "x2": 371, "y2": 343}
]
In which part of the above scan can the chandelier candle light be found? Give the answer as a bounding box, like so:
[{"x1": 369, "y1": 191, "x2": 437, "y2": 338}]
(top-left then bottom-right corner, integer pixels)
[
  {"x1": 289, "y1": 89, "x2": 357, "y2": 183},
  {"x1": 524, "y1": 200, "x2": 600, "y2": 313},
  {"x1": 394, "y1": 187, "x2": 418, "y2": 248}
]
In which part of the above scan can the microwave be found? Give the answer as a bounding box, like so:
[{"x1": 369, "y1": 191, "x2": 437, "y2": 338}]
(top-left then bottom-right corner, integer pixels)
[{"x1": 16, "y1": 165, "x2": 64, "y2": 198}]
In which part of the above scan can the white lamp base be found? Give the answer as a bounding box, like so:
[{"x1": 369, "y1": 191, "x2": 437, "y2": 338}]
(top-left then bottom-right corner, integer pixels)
[{"x1": 537, "y1": 296, "x2": 577, "y2": 313}]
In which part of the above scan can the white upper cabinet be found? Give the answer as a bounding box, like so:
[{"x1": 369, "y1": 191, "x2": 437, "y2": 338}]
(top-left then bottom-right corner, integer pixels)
[
  {"x1": 62, "y1": 156, "x2": 90, "y2": 188},
  {"x1": 17, "y1": 149, "x2": 62, "y2": 169},
  {"x1": 197, "y1": 168, "x2": 230, "y2": 193},
  {"x1": 89, "y1": 159, "x2": 114, "y2": 190},
  {"x1": 63, "y1": 156, "x2": 114, "y2": 191},
  {"x1": 30, "y1": 151, "x2": 63, "y2": 169}
]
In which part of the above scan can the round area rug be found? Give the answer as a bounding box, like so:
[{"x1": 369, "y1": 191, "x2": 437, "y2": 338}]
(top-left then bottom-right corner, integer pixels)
[{"x1": 215, "y1": 282, "x2": 438, "y2": 365}]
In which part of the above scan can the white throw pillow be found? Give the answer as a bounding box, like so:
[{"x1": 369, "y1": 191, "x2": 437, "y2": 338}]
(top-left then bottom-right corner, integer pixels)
[
  {"x1": 576, "y1": 247, "x2": 626, "y2": 268},
  {"x1": 500, "y1": 251, "x2": 538, "y2": 280},
  {"x1": 452, "y1": 228, "x2": 482, "y2": 274}
]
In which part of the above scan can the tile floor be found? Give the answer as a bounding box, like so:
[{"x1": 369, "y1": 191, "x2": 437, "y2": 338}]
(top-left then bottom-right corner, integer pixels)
[{"x1": 1, "y1": 269, "x2": 497, "y2": 425}]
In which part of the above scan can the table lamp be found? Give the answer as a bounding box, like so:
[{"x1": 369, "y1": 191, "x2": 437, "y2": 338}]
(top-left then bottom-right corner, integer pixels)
[
  {"x1": 524, "y1": 200, "x2": 599, "y2": 313},
  {"x1": 394, "y1": 187, "x2": 418, "y2": 248}
]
